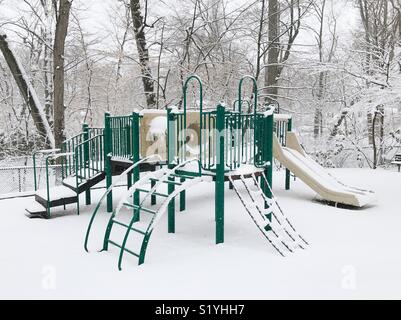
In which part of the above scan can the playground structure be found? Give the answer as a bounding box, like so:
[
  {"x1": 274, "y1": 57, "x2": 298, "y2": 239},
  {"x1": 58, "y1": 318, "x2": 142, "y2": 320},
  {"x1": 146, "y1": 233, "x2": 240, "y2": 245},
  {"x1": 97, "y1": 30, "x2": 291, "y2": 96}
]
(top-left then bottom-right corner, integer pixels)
[{"x1": 25, "y1": 75, "x2": 375, "y2": 269}]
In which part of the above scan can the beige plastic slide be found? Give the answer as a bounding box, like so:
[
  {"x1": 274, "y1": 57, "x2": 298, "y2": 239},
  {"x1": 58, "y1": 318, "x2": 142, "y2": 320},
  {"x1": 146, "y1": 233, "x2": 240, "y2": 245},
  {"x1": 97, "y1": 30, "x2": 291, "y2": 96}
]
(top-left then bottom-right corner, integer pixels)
[{"x1": 273, "y1": 132, "x2": 376, "y2": 207}]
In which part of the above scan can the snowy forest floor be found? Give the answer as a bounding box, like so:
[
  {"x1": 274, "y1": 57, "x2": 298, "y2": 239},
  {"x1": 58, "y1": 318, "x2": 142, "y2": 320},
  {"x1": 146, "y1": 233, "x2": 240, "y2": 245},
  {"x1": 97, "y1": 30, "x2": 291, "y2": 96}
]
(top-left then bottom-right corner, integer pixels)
[{"x1": 0, "y1": 168, "x2": 400, "y2": 299}]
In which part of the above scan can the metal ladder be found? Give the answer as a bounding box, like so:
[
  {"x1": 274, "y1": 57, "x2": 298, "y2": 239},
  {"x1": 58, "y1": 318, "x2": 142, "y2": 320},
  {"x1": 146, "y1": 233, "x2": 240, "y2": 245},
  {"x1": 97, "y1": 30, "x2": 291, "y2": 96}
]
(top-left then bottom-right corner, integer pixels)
[
  {"x1": 85, "y1": 157, "x2": 210, "y2": 270},
  {"x1": 229, "y1": 172, "x2": 308, "y2": 256}
]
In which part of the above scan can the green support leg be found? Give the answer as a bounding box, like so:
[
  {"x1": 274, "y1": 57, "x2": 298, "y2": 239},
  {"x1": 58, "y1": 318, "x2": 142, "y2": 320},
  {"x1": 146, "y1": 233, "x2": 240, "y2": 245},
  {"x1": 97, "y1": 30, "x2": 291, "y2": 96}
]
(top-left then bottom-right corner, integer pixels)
[
  {"x1": 104, "y1": 112, "x2": 113, "y2": 213},
  {"x1": 180, "y1": 177, "x2": 186, "y2": 211},
  {"x1": 127, "y1": 172, "x2": 132, "y2": 189},
  {"x1": 215, "y1": 104, "x2": 225, "y2": 244},
  {"x1": 151, "y1": 179, "x2": 156, "y2": 205},
  {"x1": 285, "y1": 118, "x2": 292, "y2": 191},
  {"x1": 264, "y1": 109, "x2": 274, "y2": 207},
  {"x1": 285, "y1": 169, "x2": 291, "y2": 190},
  {"x1": 85, "y1": 190, "x2": 91, "y2": 205},
  {"x1": 106, "y1": 155, "x2": 113, "y2": 212},
  {"x1": 82, "y1": 123, "x2": 91, "y2": 205},
  {"x1": 132, "y1": 112, "x2": 140, "y2": 222},
  {"x1": 168, "y1": 177, "x2": 175, "y2": 233}
]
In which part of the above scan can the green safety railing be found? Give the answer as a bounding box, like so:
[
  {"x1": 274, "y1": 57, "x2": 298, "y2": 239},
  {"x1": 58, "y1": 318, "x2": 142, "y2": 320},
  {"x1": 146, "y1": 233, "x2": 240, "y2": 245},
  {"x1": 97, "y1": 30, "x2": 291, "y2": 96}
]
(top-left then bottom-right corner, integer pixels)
[
  {"x1": 74, "y1": 134, "x2": 105, "y2": 185},
  {"x1": 108, "y1": 115, "x2": 133, "y2": 160},
  {"x1": 43, "y1": 152, "x2": 74, "y2": 218},
  {"x1": 232, "y1": 99, "x2": 252, "y2": 113},
  {"x1": 168, "y1": 75, "x2": 273, "y2": 172},
  {"x1": 182, "y1": 75, "x2": 203, "y2": 163}
]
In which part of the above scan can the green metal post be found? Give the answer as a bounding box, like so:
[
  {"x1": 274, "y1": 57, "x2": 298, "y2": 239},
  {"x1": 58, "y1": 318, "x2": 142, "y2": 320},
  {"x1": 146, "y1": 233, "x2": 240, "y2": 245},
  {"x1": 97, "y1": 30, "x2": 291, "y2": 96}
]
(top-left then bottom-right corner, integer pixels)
[
  {"x1": 45, "y1": 157, "x2": 51, "y2": 218},
  {"x1": 167, "y1": 107, "x2": 176, "y2": 233},
  {"x1": 285, "y1": 118, "x2": 292, "y2": 190},
  {"x1": 215, "y1": 104, "x2": 225, "y2": 244},
  {"x1": 132, "y1": 112, "x2": 140, "y2": 222},
  {"x1": 151, "y1": 178, "x2": 156, "y2": 205},
  {"x1": 179, "y1": 177, "x2": 185, "y2": 211},
  {"x1": 104, "y1": 112, "x2": 113, "y2": 212},
  {"x1": 82, "y1": 123, "x2": 91, "y2": 205},
  {"x1": 264, "y1": 109, "x2": 274, "y2": 200},
  {"x1": 33, "y1": 152, "x2": 38, "y2": 191},
  {"x1": 126, "y1": 123, "x2": 132, "y2": 189}
]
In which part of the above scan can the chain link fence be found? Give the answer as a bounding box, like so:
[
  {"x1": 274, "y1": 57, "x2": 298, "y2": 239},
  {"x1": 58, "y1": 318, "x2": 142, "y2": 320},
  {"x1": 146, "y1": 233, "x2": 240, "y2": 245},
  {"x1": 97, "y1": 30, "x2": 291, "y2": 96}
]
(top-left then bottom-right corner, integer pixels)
[{"x1": 0, "y1": 161, "x2": 62, "y2": 197}]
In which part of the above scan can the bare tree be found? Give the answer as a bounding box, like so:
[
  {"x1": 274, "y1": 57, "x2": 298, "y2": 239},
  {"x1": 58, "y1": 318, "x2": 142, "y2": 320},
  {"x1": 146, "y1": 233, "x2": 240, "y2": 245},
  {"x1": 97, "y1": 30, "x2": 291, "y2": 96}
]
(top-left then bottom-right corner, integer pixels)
[
  {"x1": 0, "y1": 32, "x2": 55, "y2": 147},
  {"x1": 53, "y1": 0, "x2": 72, "y2": 148},
  {"x1": 130, "y1": 0, "x2": 156, "y2": 108}
]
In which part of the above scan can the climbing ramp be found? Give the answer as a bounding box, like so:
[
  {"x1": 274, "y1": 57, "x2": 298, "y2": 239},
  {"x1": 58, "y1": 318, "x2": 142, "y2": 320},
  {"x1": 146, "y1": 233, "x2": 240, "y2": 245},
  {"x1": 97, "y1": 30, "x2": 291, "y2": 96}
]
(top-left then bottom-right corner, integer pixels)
[
  {"x1": 229, "y1": 172, "x2": 308, "y2": 256},
  {"x1": 85, "y1": 157, "x2": 212, "y2": 270}
]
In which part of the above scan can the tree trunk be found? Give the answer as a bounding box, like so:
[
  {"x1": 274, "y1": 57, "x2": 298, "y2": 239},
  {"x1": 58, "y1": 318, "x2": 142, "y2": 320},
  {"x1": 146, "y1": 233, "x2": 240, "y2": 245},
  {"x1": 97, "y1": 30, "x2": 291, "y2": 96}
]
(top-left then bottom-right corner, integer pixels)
[
  {"x1": 0, "y1": 33, "x2": 55, "y2": 148},
  {"x1": 130, "y1": 0, "x2": 156, "y2": 108},
  {"x1": 264, "y1": 0, "x2": 280, "y2": 104},
  {"x1": 42, "y1": 0, "x2": 54, "y2": 123},
  {"x1": 328, "y1": 109, "x2": 349, "y2": 142},
  {"x1": 53, "y1": 0, "x2": 72, "y2": 148}
]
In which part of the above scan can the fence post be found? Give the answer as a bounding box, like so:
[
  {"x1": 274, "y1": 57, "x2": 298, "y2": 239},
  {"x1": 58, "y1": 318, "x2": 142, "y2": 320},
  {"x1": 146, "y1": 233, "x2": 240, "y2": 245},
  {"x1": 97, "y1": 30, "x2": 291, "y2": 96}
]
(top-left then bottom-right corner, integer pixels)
[
  {"x1": 104, "y1": 112, "x2": 113, "y2": 212},
  {"x1": 18, "y1": 168, "x2": 22, "y2": 192},
  {"x1": 285, "y1": 117, "x2": 292, "y2": 191},
  {"x1": 132, "y1": 112, "x2": 140, "y2": 222},
  {"x1": 215, "y1": 104, "x2": 225, "y2": 244}
]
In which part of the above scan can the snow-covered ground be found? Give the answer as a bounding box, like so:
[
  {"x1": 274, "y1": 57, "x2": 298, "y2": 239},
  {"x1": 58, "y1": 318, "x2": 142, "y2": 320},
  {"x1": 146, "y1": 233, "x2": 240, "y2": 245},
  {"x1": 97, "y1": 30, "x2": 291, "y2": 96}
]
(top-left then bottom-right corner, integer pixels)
[{"x1": 0, "y1": 168, "x2": 400, "y2": 299}]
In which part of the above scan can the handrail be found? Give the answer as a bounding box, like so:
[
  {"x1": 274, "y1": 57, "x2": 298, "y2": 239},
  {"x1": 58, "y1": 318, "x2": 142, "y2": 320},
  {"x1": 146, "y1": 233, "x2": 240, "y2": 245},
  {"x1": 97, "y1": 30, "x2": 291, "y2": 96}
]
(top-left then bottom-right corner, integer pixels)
[
  {"x1": 183, "y1": 75, "x2": 203, "y2": 162},
  {"x1": 84, "y1": 154, "x2": 162, "y2": 252},
  {"x1": 43, "y1": 152, "x2": 75, "y2": 218},
  {"x1": 33, "y1": 148, "x2": 61, "y2": 191},
  {"x1": 238, "y1": 75, "x2": 258, "y2": 116},
  {"x1": 238, "y1": 76, "x2": 259, "y2": 167},
  {"x1": 233, "y1": 99, "x2": 251, "y2": 112},
  {"x1": 74, "y1": 134, "x2": 104, "y2": 188}
]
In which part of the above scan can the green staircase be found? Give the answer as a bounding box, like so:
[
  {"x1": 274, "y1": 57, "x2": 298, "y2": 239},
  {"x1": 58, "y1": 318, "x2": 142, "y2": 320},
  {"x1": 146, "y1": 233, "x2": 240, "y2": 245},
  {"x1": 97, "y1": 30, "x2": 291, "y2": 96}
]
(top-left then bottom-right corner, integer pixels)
[{"x1": 26, "y1": 126, "x2": 105, "y2": 218}]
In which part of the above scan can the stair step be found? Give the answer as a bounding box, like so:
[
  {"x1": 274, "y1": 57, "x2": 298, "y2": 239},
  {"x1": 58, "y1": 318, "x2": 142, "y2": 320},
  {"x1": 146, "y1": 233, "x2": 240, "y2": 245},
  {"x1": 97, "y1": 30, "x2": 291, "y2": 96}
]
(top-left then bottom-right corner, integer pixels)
[
  {"x1": 149, "y1": 178, "x2": 182, "y2": 186},
  {"x1": 123, "y1": 203, "x2": 156, "y2": 215},
  {"x1": 136, "y1": 188, "x2": 168, "y2": 198},
  {"x1": 108, "y1": 240, "x2": 140, "y2": 258},
  {"x1": 112, "y1": 219, "x2": 147, "y2": 235}
]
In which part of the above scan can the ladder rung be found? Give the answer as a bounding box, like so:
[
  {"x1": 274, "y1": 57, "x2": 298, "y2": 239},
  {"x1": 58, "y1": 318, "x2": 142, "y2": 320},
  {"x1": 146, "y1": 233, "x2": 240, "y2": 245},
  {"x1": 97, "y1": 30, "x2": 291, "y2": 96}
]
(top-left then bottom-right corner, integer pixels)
[
  {"x1": 123, "y1": 203, "x2": 156, "y2": 215},
  {"x1": 149, "y1": 178, "x2": 182, "y2": 186},
  {"x1": 170, "y1": 173, "x2": 195, "y2": 180},
  {"x1": 112, "y1": 219, "x2": 147, "y2": 235},
  {"x1": 108, "y1": 240, "x2": 140, "y2": 258},
  {"x1": 136, "y1": 188, "x2": 168, "y2": 198}
]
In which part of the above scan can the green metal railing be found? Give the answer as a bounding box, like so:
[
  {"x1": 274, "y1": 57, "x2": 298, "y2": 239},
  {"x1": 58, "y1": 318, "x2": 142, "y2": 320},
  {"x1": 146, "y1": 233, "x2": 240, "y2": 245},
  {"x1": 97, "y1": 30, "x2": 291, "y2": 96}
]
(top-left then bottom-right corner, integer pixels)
[
  {"x1": 43, "y1": 152, "x2": 74, "y2": 218},
  {"x1": 74, "y1": 134, "x2": 105, "y2": 185},
  {"x1": 167, "y1": 75, "x2": 273, "y2": 172},
  {"x1": 182, "y1": 75, "x2": 203, "y2": 163},
  {"x1": 109, "y1": 115, "x2": 132, "y2": 160}
]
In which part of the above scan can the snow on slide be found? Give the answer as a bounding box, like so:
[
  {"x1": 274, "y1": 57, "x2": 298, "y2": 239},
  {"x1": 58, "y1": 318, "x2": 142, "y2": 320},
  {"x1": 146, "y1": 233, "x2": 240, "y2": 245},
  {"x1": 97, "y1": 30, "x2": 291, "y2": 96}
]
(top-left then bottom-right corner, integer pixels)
[{"x1": 273, "y1": 134, "x2": 376, "y2": 207}]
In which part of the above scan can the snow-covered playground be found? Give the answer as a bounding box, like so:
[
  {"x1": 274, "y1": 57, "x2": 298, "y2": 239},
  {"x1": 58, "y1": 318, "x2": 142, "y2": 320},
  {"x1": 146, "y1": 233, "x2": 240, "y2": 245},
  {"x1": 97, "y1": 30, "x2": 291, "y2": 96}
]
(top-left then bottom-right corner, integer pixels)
[{"x1": 0, "y1": 168, "x2": 400, "y2": 300}]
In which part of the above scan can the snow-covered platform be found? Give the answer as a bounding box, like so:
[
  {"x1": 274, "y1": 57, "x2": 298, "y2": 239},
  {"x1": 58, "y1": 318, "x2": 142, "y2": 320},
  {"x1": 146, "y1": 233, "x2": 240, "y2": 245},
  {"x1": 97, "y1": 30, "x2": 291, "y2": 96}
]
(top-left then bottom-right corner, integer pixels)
[{"x1": 0, "y1": 168, "x2": 400, "y2": 299}]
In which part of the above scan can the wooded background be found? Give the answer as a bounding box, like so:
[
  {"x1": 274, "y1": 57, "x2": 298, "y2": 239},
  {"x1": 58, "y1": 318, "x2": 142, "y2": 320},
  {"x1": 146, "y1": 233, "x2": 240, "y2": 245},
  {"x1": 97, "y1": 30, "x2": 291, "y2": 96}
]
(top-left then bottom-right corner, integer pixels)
[{"x1": 1, "y1": 0, "x2": 401, "y2": 169}]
